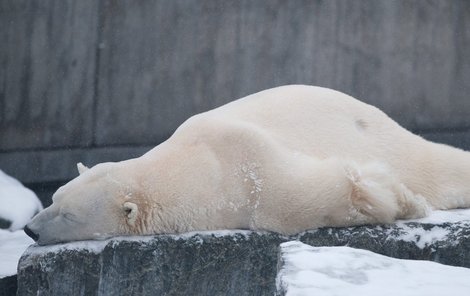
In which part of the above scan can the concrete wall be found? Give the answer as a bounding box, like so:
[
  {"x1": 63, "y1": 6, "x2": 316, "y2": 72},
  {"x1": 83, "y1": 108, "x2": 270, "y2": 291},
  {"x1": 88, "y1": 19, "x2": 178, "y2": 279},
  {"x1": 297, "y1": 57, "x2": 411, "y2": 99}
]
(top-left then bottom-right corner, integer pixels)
[{"x1": 1, "y1": 1, "x2": 469, "y2": 203}]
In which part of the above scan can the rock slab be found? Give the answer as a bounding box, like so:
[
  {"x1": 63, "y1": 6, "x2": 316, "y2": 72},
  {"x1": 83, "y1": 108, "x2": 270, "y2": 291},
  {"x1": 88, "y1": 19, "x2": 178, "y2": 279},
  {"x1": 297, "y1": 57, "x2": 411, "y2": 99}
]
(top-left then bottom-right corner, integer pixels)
[
  {"x1": 17, "y1": 221, "x2": 470, "y2": 296},
  {"x1": 17, "y1": 232, "x2": 283, "y2": 296}
]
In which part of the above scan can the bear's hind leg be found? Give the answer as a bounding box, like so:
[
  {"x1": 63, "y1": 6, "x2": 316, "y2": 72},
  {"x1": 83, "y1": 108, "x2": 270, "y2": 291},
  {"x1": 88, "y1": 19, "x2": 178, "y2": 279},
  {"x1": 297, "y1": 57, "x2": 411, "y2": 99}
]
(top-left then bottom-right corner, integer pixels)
[
  {"x1": 252, "y1": 157, "x2": 430, "y2": 234},
  {"x1": 344, "y1": 161, "x2": 430, "y2": 224}
]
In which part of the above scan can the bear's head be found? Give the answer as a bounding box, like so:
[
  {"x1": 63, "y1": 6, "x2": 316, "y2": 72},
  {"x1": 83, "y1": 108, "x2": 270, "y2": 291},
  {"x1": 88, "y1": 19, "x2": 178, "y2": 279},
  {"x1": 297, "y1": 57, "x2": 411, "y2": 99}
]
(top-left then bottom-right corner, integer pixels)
[{"x1": 24, "y1": 162, "x2": 142, "y2": 245}]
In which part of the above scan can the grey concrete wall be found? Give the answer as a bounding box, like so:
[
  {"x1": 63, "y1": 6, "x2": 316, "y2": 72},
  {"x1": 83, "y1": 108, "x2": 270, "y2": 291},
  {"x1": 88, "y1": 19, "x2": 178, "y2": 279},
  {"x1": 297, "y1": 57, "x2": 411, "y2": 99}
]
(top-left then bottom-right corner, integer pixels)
[
  {"x1": 1, "y1": 1, "x2": 470, "y2": 191},
  {"x1": 0, "y1": 1, "x2": 98, "y2": 151}
]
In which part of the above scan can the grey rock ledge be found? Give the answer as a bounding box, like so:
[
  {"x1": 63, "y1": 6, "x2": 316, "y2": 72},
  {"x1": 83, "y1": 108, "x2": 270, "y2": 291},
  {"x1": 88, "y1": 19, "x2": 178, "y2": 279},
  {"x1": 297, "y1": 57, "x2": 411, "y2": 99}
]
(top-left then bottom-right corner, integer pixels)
[{"x1": 17, "y1": 221, "x2": 470, "y2": 296}]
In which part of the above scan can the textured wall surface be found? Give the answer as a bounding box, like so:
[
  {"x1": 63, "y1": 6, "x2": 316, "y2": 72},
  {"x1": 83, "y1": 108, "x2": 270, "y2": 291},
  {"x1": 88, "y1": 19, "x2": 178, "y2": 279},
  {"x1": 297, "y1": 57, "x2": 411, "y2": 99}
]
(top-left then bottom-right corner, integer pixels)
[
  {"x1": 1, "y1": 0, "x2": 469, "y2": 192},
  {"x1": 0, "y1": 1, "x2": 98, "y2": 151}
]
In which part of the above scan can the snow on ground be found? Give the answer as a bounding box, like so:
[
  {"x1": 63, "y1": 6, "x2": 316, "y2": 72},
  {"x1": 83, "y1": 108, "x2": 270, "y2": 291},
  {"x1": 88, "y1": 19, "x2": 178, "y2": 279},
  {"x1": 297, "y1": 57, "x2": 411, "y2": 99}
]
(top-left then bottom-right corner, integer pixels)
[
  {"x1": 0, "y1": 169, "x2": 43, "y2": 231},
  {"x1": 0, "y1": 170, "x2": 42, "y2": 278},
  {"x1": 0, "y1": 229, "x2": 33, "y2": 278},
  {"x1": 277, "y1": 241, "x2": 470, "y2": 296}
]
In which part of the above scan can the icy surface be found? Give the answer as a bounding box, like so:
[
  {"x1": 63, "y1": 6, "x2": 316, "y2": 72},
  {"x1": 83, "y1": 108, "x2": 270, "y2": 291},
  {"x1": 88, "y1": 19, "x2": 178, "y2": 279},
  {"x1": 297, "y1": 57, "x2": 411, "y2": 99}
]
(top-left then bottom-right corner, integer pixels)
[
  {"x1": 0, "y1": 229, "x2": 33, "y2": 278},
  {"x1": 0, "y1": 169, "x2": 43, "y2": 230},
  {"x1": 277, "y1": 241, "x2": 470, "y2": 296}
]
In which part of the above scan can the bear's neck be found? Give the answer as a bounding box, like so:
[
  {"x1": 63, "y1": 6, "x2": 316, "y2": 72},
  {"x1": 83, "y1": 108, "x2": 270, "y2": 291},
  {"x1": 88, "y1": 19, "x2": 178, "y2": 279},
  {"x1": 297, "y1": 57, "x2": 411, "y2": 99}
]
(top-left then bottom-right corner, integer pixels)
[{"x1": 134, "y1": 142, "x2": 251, "y2": 234}]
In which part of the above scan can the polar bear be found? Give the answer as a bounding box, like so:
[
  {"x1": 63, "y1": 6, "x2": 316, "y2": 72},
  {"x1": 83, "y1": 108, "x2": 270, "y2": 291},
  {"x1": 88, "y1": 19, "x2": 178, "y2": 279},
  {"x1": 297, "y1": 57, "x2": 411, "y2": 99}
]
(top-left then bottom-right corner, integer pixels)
[{"x1": 25, "y1": 85, "x2": 470, "y2": 245}]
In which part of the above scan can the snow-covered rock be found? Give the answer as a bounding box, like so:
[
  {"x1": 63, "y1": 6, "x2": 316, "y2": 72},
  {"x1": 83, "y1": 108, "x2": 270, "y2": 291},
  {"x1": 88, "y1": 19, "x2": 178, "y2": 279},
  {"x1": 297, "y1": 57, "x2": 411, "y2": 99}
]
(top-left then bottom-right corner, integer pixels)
[
  {"x1": 276, "y1": 241, "x2": 470, "y2": 296},
  {"x1": 17, "y1": 231, "x2": 282, "y2": 296},
  {"x1": 16, "y1": 211, "x2": 470, "y2": 296},
  {"x1": 0, "y1": 169, "x2": 42, "y2": 231}
]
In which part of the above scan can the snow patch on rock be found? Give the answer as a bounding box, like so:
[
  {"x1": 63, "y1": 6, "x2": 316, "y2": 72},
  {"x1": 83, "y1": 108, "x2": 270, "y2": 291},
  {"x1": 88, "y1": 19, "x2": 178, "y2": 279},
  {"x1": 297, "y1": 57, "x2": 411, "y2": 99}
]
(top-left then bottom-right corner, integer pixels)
[{"x1": 403, "y1": 208, "x2": 470, "y2": 224}]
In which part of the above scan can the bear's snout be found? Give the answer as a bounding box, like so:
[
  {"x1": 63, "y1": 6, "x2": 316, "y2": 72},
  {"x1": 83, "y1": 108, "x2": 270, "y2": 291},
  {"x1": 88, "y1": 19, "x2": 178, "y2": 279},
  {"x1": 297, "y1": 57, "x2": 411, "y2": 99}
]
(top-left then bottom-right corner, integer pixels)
[{"x1": 24, "y1": 225, "x2": 39, "y2": 241}]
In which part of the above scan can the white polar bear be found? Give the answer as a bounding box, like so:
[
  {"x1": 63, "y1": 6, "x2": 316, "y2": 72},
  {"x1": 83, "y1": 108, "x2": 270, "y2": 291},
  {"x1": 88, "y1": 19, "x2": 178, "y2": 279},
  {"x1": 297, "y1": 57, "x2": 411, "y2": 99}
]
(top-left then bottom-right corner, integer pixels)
[{"x1": 25, "y1": 85, "x2": 470, "y2": 245}]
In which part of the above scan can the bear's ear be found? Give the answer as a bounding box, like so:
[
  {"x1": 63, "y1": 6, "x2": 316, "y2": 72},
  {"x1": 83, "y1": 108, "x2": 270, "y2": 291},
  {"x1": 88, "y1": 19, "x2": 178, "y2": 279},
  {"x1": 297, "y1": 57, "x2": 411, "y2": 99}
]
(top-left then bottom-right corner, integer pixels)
[
  {"x1": 123, "y1": 202, "x2": 139, "y2": 226},
  {"x1": 77, "y1": 162, "x2": 89, "y2": 175}
]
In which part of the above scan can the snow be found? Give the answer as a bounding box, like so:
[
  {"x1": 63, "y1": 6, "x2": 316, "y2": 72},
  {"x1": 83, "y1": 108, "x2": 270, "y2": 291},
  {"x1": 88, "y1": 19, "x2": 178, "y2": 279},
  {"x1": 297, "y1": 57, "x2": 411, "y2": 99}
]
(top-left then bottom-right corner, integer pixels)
[
  {"x1": 23, "y1": 230, "x2": 254, "y2": 256},
  {"x1": 0, "y1": 169, "x2": 43, "y2": 231},
  {"x1": 23, "y1": 238, "x2": 111, "y2": 257},
  {"x1": 0, "y1": 229, "x2": 34, "y2": 278},
  {"x1": 392, "y1": 224, "x2": 454, "y2": 249},
  {"x1": 391, "y1": 208, "x2": 470, "y2": 249},
  {"x1": 0, "y1": 170, "x2": 43, "y2": 278},
  {"x1": 401, "y1": 208, "x2": 470, "y2": 224},
  {"x1": 20, "y1": 230, "x2": 254, "y2": 260},
  {"x1": 277, "y1": 241, "x2": 470, "y2": 296}
]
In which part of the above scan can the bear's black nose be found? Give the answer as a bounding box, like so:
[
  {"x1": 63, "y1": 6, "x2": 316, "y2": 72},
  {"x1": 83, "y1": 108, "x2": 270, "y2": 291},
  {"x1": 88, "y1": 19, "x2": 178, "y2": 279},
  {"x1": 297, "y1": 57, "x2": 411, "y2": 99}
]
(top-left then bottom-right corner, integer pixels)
[{"x1": 24, "y1": 225, "x2": 39, "y2": 241}]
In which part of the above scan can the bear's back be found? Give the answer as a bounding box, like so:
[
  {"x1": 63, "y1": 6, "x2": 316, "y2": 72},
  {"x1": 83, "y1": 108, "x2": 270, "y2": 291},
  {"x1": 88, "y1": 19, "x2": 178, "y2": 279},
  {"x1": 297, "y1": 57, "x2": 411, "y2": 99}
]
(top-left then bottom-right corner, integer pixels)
[{"x1": 198, "y1": 85, "x2": 422, "y2": 161}]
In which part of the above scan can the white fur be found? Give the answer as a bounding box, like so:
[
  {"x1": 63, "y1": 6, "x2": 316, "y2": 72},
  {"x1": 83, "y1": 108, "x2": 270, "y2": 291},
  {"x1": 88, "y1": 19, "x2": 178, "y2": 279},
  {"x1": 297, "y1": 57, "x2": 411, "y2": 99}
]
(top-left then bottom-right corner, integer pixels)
[{"x1": 26, "y1": 85, "x2": 470, "y2": 244}]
